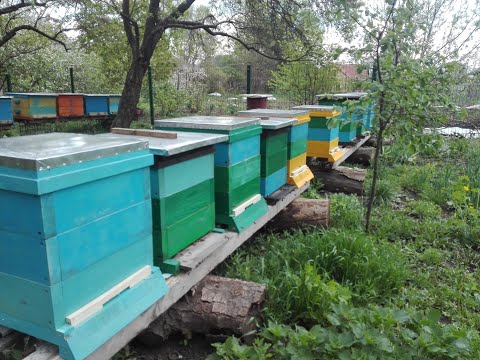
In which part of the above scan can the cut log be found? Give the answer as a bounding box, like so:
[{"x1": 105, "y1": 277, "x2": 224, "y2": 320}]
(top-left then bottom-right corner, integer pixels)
[
  {"x1": 138, "y1": 275, "x2": 266, "y2": 345},
  {"x1": 312, "y1": 166, "x2": 366, "y2": 195},
  {"x1": 269, "y1": 198, "x2": 329, "y2": 229},
  {"x1": 345, "y1": 147, "x2": 375, "y2": 166}
]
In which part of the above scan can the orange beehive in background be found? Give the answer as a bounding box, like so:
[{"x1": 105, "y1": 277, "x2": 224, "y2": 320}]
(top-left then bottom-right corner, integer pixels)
[{"x1": 57, "y1": 93, "x2": 85, "y2": 117}]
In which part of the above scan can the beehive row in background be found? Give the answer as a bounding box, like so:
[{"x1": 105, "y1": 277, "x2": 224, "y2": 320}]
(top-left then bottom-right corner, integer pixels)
[{"x1": 0, "y1": 93, "x2": 121, "y2": 122}]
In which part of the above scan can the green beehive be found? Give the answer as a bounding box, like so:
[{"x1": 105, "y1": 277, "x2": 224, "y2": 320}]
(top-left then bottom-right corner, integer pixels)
[
  {"x1": 99, "y1": 129, "x2": 227, "y2": 273},
  {"x1": 155, "y1": 116, "x2": 269, "y2": 232}
]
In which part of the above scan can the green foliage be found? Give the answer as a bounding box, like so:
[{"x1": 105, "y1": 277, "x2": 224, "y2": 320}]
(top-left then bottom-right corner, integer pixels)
[
  {"x1": 223, "y1": 229, "x2": 406, "y2": 325},
  {"x1": 329, "y1": 194, "x2": 364, "y2": 230},
  {"x1": 210, "y1": 305, "x2": 480, "y2": 359},
  {"x1": 302, "y1": 179, "x2": 324, "y2": 199},
  {"x1": 270, "y1": 62, "x2": 343, "y2": 104}
]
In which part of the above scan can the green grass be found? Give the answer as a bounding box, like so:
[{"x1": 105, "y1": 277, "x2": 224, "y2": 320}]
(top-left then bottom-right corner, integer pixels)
[{"x1": 213, "y1": 138, "x2": 480, "y2": 359}]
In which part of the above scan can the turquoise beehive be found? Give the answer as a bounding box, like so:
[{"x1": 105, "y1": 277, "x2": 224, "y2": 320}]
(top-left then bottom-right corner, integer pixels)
[{"x1": 0, "y1": 133, "x2": 168, "y2": 360}]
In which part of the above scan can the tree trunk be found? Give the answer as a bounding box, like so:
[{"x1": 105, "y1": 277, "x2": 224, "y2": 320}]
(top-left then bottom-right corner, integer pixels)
[
  {"x1": 112, "y1": 62, "x2": 149, "y2": 128},
  {"x1": 138, "y1": 276, "x2": 266, "y2": 344},
  {"x1": 365, "y1": 125, "x2": 384, "y2": 232},
  {"x1": 269, "y1": 198, "x2": 329, "y2": 230},
  {"x1": 345, "y1": 147, "x2": 375, "y2": 166},
  {"x1": 312, "y1": 166, "x2": 366, "y2": 195}
]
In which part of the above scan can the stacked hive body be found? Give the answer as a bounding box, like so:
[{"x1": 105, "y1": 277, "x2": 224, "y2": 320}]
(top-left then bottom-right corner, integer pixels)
[
  {"x1": 156, "y1": 116, "x2": 268, "y2": 232},
  {"x1": 292, "y1": 105, "x2": 345, "y2": 163},
  {"x1": 57, "y1": 93, "x2": 85, "y2": 117},
  {"x1": 100, "y1": 129, "x2": 227, "y2": 273},
  {"x1": 108, "y1": 95, "x2": 121, "y2": 114},
  {"x1": 8, "y1": 93, "x2": 57, "y2": 120},
  {"x1": 0, "y1": 133, "x2": 168, "y2": 360},
  {"x1": 317, "y1": 92, "x2": 370, "y2": 141},
  {"x1": 238, "y1": 109, "x2": 314, "y2": 188},
  {"x1": 245, "y1": 94, "x2": 271, "y2": 110},
  {"x1": 0, "y1": 96, "x2": 13, "y2": 124},
  {"x1": 258, "y1": 117, "x2": 296, "y2": 196},
  {"x1": 84, "y1": 94, "x2": 109, "y2": 116}
]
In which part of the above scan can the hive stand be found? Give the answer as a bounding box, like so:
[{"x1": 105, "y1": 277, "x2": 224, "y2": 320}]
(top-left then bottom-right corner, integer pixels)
[
  {"x1": 258, "y1": 117, "x2": 296, "y2": 196},
  {"x1": 0, "y1": 96, "x2": 13, "y2": 125},
  {"x1": 0, "y1": 182, "x2": 310, "y2": 360},
  {"x1": 291, "y1": 105, "x2": 345, "y2": 163},
  {"x1": 100, "y1": 129, "x2": 227, "y2": 275},
  {"x1": 238, "y1": 109, "x2": 314, "y2": 188},
  {"x1": 0, "y1": 133, "x2": 168, "y2": 360},
  {"x1": 7, "y1": 93, "x2": 57, "y2": 121},
  {"x1": 155, "y1": 116, "x2": 269, "y2": 232}
]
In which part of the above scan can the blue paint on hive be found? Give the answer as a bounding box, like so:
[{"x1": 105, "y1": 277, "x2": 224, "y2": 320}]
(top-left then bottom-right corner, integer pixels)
[
  {"x1": 84, "y1": 94, "x2": 109, "y2": 115},
  {"x1": 214, "y1": 136, "x2": 260, "y2": 166},
  {"x1": 288, "y1": 123, "x2": 309, "y2": 142},
  {"x1": 308, "y1": 127, "x2": 339, "y2": 141},
  {"x1": 108, "y1": 95, "x2": 121, "y2": 114},
  {"x1": 0, "y1": 97, "x2": 13, "y2": 123},
  {"x1": 261, "y1": 166, "x2": 287, "y2": 197}
]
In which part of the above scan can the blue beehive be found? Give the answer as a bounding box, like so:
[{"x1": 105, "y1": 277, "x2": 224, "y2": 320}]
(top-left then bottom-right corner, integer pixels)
[
  {"x1": 0, "y1": 96, "x2": 13, "y2": 124},
  {"x1": 84, "y1": 94, "x2": 109, "y2": 116},
  {"x1": 0, "y1": 133, "x2": 168, "y2": 360},
  {"x1": 108, "y1": 95, "x2": 121, "y2": 114}
]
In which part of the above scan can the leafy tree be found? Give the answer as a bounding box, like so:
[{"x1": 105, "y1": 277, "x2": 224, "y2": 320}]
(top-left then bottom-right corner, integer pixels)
[{"x1": 339, "y1": 0, "x2": 471, "y2": 231}]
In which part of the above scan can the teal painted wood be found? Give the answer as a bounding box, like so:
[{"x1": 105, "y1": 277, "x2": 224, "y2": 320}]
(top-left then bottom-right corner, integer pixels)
[
  {"x1": 0, "y1": 267, "x2": 168, "y2": 360},
  {"x1": 0, "y1": 151, "x2": 153, "y2": 195},
  {"x1": 0, "y1": 97, "x2": 13, "y2": 123},
  {"x1": 214, "y1": 136, "x2": 260, "y2": 166},
  {"x1": 108, "y1": 95, "x2": 121, "y2": 114},
  {"x1": 0, "y1": 134, "x2": 168, "y2": 360},
  {"x1": 151, "y1": 153, "x2": 214, "y2": 198},
  {"x1": 261, "y1": 166, "x2": 287, "y2": 196},
  {"x1": 308, "y1": 128, "x2": 339, "y2": 141},
  {"x1": 84, "y1": 95, "x2": 109, "y2": 115},
  {"x1": 339, "y1": 129, "x2": 357, "y2": 143},
  {"x1": 288, "y1": 123, "x2": 309, "y2": 142}
]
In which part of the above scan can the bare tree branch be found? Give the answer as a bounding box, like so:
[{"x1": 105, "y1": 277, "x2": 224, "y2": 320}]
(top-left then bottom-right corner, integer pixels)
[{"x1": 0, "y1": 24, "x2": 71, "y2": 50}]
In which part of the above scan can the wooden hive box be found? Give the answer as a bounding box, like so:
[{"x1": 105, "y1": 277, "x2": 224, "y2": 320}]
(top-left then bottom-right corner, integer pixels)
[
  {"x1": 292, "y1": 105, "x2": 345, "y2": 163},
  {"x1": 0, "y1": 96, "x2": 13, "y2": 124},
  {"x1": 99, "y1": 129, "x2": 227, "y2": 273},
  {"x1": 257, "y1": 117, "x2": 295, "y2": 196},
  {"x1": 57, "y1": 93, "x2": 85, "y2": 117},
  {"x1": 84, "y1": 94, "x2": 109, "y2": 116},
  {"x1": 317, "y1": 93, "x2": 370, "y2": 141},
  {"x1": 155, "y1": 116, "x2": 268, "y2": 232},
  {"x1": 7, "y1": 93, "x2": 57, "y2": 120},
  {"x1": 0, "y1": 133, "x2": 168, "y2": 360},
  {"x1": 238, "y1": 109, "x2": 314, "y2": 188},
  {"x1": 108, "y1": 94, "x2": 121, "y2": 114}
]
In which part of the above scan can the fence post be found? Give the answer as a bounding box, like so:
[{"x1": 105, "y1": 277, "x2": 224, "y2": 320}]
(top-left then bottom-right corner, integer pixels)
[
  {"x1": 372, "y1": 63, "x2": 378, "y2": 82},
  {"x1": 69, "y1": 67, "x2": 75, "y2": 93},
  {"x1": 148, "y1": 66, "x2": 155, "y2": 126},
  {"x1": 246, "y1": 65, "x2": 252, "y2": 94},
  {"x1": 6, "y1": 74, "x2": 12, "y2": 92}
]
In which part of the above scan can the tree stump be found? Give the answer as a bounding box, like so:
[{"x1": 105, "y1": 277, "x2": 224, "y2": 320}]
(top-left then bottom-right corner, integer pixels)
[
  {"x1": 312, "y1": 166, "x2": 366, "y2": 195},
  {"x1": 139, "y1": 276, "x2": 266, "y2": 344},
  {"x1": 269, "y1": 198, "x2": 329, "y2": 230},
  {"x1": 345, "y1": 147, "x2": 375, "y2": 166}
]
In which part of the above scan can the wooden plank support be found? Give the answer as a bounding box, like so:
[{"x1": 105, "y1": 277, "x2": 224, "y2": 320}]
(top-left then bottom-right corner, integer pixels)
[
  {"x1": 66, "y1": 266, "x2": 152, "y2": 326},
  {"x1": 85, "y1": 183, "x2": 309, "y2": 360},
  {"x1": 0, "y1": 332, "x2": 22, "y2": 352},
  {"x1": 111, "y1": 128, "x2": 177, "y2": 139},
  {"x1": 331, "y1": 134, "x2": 371, "y2": 169}
]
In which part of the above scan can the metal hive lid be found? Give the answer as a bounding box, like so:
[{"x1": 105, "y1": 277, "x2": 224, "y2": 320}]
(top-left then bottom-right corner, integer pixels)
[
  {"x1": 258, "y1": 117, "x2": 296, "y2": 130},
  {"x1": 155, "y1": 116, "x2": 260, "y2": 131},
  {"x1": 238, "y1": 109, "x2": 309, "y2": 117},
  {"x1": 98, "y1": 131, "x2": 228, "y2": 156},
  {"x1": 291, "y1": 105, "x2": 338, "y2": 111},
  {"x1": 0, "y1": 133, "x2": 148, "y2": 171}
]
